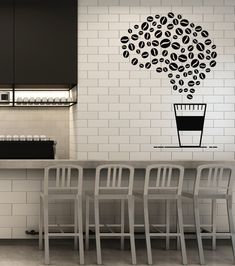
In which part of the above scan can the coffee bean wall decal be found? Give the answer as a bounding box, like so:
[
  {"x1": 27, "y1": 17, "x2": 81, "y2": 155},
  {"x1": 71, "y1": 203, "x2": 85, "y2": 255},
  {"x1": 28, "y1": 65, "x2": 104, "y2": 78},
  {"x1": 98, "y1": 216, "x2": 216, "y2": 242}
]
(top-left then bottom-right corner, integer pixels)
[{"x1": 120, "y1": 13, "x2": 217, "y2": 100}]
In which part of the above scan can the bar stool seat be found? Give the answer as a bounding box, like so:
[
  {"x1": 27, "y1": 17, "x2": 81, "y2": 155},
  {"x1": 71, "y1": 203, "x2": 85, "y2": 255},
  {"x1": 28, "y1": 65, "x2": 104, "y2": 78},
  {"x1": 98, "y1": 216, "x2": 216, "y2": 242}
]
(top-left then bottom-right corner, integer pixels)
[
  {"x1": 85, "y1": 164, "x2": 136, "y2": 265},
  {"x1": 183, "y1": 164, "x2": 235, "y2": 265},
  {"x1": 39, "y1": 165, "x2": 84, "y2": 265}
]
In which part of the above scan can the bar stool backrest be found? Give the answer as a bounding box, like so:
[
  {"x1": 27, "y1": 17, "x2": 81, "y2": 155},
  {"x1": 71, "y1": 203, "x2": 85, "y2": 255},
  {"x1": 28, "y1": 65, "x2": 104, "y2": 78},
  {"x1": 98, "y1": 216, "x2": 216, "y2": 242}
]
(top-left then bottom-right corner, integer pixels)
[
  {"x1": 144, "y1": 164, "x2": 184, "y2": 195},
  {"x1": 43, "y1": 165, "x2": 83, "y2": 195},
  {"x1": 94, "y1": 164, "x2": 134, "y2": 196},
  {"x1": 194, "y1": 164, "x2": 235, "y2": 195}
]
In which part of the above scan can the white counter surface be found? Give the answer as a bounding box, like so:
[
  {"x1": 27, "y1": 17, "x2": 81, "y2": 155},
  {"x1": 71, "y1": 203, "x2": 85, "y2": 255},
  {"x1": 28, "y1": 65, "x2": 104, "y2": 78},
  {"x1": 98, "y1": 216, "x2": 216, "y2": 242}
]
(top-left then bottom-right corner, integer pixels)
[{"x1": 0, "y1": 160, "x2": 233, "y2": 169}]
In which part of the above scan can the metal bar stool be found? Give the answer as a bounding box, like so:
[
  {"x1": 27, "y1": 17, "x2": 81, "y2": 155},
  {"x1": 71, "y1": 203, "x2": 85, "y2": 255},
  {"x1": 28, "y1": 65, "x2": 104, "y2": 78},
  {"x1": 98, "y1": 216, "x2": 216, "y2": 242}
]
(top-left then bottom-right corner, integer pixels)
[
  {"x1": 39, "y1": 165, "x2": 84, "y2": 265},
  {"x1": 85, "y1": 164, "x2": 136, "y2": 265},
  {"x1": 143, "y1": 164, "x2": 187, "y2": 265},
  {"x1": 183, "y1": 164, "x2": 235, "y2": 265}
]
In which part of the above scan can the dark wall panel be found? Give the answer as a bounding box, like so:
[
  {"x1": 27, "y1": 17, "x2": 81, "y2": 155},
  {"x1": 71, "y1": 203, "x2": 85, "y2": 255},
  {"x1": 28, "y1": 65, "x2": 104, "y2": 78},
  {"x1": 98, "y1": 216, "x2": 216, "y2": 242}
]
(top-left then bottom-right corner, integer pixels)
[
  {"x1": 15, "y1": 0, "x2": 77, "y2": 85},
  {"x1": 0, "y1": 0, "x2": 14, "y2": 84}
]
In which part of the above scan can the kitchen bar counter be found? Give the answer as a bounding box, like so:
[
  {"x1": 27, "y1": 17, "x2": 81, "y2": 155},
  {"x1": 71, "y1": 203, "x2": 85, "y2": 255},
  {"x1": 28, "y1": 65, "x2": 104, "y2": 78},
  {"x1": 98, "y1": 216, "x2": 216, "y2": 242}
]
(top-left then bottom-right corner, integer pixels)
[{"x1": 0, "y1": 160, "x2": 233, "y2": 169}]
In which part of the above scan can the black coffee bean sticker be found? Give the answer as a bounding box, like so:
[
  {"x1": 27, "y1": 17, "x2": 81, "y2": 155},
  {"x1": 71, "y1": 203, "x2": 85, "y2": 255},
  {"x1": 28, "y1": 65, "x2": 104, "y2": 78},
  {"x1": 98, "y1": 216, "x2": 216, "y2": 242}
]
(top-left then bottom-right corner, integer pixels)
[
  {"x1": 131, "y1": 58, "x2": 138, "y2": 65},
  {"x1": 199, "y1": 63, "x2": 206, "y2": 69},
  {"x1": 162, "y1": 50, "x2": 168, "y2": 56},
  {"x1": 179, "y1": 80, "x2": 184, "y2": 85},
  {"x1": 205, "y1": 68, "x2": 210, "y2": 72},
  {"x1": 193, "y1": 75, "x2": 197, "y2": 80},
  {"x1": 179, "y1": 54, "x2": 187, "y2": 62},
  {"x1": 155, "y1": 14, "x2": 160, "y2": 19},
  {"x1": 195, "y1": 26, "x2": 202, "y2": 32},
  {"x1": 142, "y1": 51, "x2": 149, "y2": 58},
  {"x1": 206, "y1": 56, "x2": 211, "y2": 60},
  {"x1": 128, "y1": 43, "x2": 135, "y2": 51},
  {"x1": 165, "y1": 31, "x2": 171, "y2": 37},
  {"x1": 185, "y1": 28, "x2": 191, "y2": 34},
  {"x1": 182, "y1": 35, "x2": 190, "y2": 44},
  {"x1": 193, "y1": 32, "x2": 197, "y2": 37},
  {"x1": 147, "y1": 16, "x2": 154, "y2": 22},
  {"x1": 160, "y1": 16, "x2": 167, "y2": 25},
  {"x1": 155, "y1": 30, "x2": 162, "y2": 38},
  {"x1": 183, "y1": 72, "x2": 187, "y2": 77},
  {"x1": 190, "y1": 88, "x2": 195, "y2": 93},
  {"x1": 141, "y1": 22, "x2": 149, "y2": 31},
  {"x1": 198, "y1": 53, "x2": 204, "y2": 60},
  {"x1": 188, "y1": 81, "x2": 195, "y2": 87},
  {"x1": 139, "y1": 41, "x2": 145, "y2": 48},
  {"x1": 186, "y1": 64, "x2": 190, "y2": 68},
  {"x1": 157, "y1": 25, "x2": 162, "y2": 29},
  {"x1": 180, "y1": 19, "x2": 189, "y2": 27},
  {"x1": 176, "y1": 28, "x2": 183, "y2": 35},
  {"x1": 170, "y1": 53, "x2": 177, "y2": 61},
  {"x1": 150, "y1": 28, "x2": 154, "y2": 32},
  {"x1": 167, "y1": 24, "x2": 174, "y2": 30},
  {"x1": 184, "y1": 88, "x2": 188, "y2": 92},
  {"x1": 134, "y1": 25, "x2": 139, "y2": 29},
  {"x1": 194, "y1": 69, "x2": 199, "y2": 74},
  {"x1": 173, "y1": 19, "x2": 179, "y2": 25},
  {"x1": 206, "y1": 49, "x2": 211, "y2": 54},
  {"x1": 179, "y1": 89, "x2": 183, "y2": 93},
  {"x1": 156, "y1": 67, "x2": 162, "y2": 72},
  {"x1": 191, "y1": 59, "x2": 199, "y2": 68},
  {"x1": 139, "y1": 31, "x2": 143, "y2": 35},
  {"x1": 128, "y1": 29, "x2": 132, "y2": 34},
  {"x1": 139, "y1": 63, "x2": 144, "y2": 68},
  {"x1": 152, "y1": 21, "x2": 157, "y2": 26},
  {"x1": 210, "y1": 60, "x2": 216, "y2": 67},
  {"x1": 168, "y1": 12, "x2": 174, "y2": 18},
  {"x1": 169, "y1": 63, "x2": 178, "y2": 71},
  {"x1": 131, "y1": 34, "x2": 138, "y2": 41},
  {"x1": 178, "y1": 14, "x2": 182, "y2": 19},
  {"x1": 196, "y1": 43, "x2": 205, "y2": 51},
  {"x1": 187, "y1": 94, "x2": 193, "y2": 99},
  {"x1": 123, "y1": 51, "x2": 129, "y2": 58},
  {"x1": 178, "y1": 66, "x2": 185, "y2": 72},
  {"x1": 160, "y1": 58, "x2": 164, "y2": 62},
  {"x1": 172, "y1": 42, "x2": 180, "y2": 49},
  {"x1": 121, "y1": 36, "x2": 129, "y2": 44},
  {"x1": 211, "y1": 52, "x2": 217, "y2": 59},
  {"x1": 201, "y1": 30, "x2": 209, "y2": 37},
  {"x1": 122, "y1": 45, "x2": 127, "y2": 49},
  {"x1": 144, "y1": 33, "x2": 151, "y2": 40},
  {"x1": 199, "y1": 73, "x2": 206, "y2": 79},
  {"x1": 193, "y1": 39, "x2": 198, "y2": 44},
  {"x1": 160, "y1": 39, "x2": 171, "y2": 48},
  {"x1": 212, "y1": 44, "x2": 216, "y2": 49},
  {"x1": 145, "y1": 62, "x2": 151, "y2": 69},
  {"x1": 173, "y1": 85, "x2": 178, "y2": 90},
  {"x1": 205, "y1": 39, "x2": 212, "y2": 45},
  {"x1": 165, "y1": 59, "x2": 170, "y2": 64},
  {"x1": 152, "y1": 58, "x2": 158, "y2": 64},
  {"x1": 136, "y1": 49, "x2": 140, "y2": 54},
  {"x1": 188, "y1": 52, "x2": 194, "y2": 59},
  {"x1": 151, "y1": 48, "x2": 158, "y2": 56},
  {"x1": 196, "y1": 81, "x2": 200, "y2": 85},
  {"x1": 147, "y1": 42, "x2": 151, "y2": 46},
  {"x1": 170, "y1": 79, "x2": 175, "y2": 84},
  {"x1": 188, "y1": 45, "x2": 194, "y2": 51},
  {"x1": 173, "y1": 35, "x2": 178, "y2": 39},
  {"x1": 181, "y1": 48, "x2": 185, "y2": 53},
  {"x1": 152, "y1": 40, "x2": 159, "y2": 46},
  {"x1": 190, "y1": 23, "x2": 195, "y2": 28},
  {"x1": 176, "y1": 74, "x2": 180, "y2": 78},
  {"x1": 168, "y1": 73, "x2": 173, "y2": 78}
]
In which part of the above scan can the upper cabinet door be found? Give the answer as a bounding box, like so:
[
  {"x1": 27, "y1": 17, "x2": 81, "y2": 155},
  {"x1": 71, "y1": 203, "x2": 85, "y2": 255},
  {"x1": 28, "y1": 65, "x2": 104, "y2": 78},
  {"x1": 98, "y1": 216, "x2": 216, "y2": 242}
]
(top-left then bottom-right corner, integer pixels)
[
  {"x1": 15, "y1": 0, "x2": 77, "y2": 86},
  {"x1": 0, "y1": 0, "x2": 14, "y2": 85}
]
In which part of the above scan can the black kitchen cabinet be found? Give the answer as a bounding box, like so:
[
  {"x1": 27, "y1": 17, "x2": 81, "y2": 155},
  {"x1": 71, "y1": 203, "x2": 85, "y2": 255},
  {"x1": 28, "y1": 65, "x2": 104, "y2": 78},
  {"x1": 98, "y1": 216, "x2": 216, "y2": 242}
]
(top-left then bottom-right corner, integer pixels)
[
  {"x1": 14, "y1": 0, "x2": 77, "y2": 86},
  {"x1": 0, "y1": 0, "x2": 14, "y2": 85}
]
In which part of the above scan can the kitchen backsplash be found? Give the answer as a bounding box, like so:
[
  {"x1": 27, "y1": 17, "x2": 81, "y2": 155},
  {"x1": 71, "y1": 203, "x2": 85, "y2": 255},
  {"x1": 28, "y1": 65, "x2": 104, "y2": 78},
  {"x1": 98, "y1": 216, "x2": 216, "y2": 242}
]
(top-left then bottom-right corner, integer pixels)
[{"x1": 70, "y1": 0, "x2": 235, "y2": 161}]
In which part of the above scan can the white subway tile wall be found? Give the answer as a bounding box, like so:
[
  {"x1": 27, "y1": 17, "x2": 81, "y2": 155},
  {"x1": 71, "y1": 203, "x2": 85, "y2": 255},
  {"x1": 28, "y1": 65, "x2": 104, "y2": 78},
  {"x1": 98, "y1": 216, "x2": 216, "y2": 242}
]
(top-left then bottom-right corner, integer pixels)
[{"x1": 70, "y1": 0, "x2": 235, "y2": 161}]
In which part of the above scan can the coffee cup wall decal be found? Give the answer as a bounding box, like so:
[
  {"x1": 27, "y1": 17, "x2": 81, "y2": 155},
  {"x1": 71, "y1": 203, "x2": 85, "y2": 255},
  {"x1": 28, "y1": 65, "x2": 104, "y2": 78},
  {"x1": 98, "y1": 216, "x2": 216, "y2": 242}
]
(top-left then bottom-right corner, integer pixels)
[{"x1": 120, "y1": 13, "x2": 217, "y2": 148}]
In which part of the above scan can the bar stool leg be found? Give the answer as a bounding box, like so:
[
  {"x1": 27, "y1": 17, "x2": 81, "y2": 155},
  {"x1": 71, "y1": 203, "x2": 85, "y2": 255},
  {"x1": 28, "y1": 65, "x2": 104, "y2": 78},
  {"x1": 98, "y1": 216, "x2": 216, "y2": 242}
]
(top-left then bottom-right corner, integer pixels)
[
  {"x1": 43, "y1": 196, "x2": 50, "y2": 265},
  {"x1": 144, "y1": 197, "x2": 152, "y2": 265},
  {"x1": 78, "y1": 196, "x2": 85, "y2": 265},
  {"x1": 176, "y1": 215, "x2": 180, "y2": 250},
  {"x1": 74, "y1": 199, "x2": 78, "y2": 250},
  {"x1": 227, "y1": 195, "x2": 235, "y2": 263},
  {"x1": 194, "y1": 196, "x2": 205, "y2": 265},
  {"x1": 166, "y1": 199, "x2": 170, "y2": 250},
  {"x1": 128, "y1": 197, "x2": 136, "y2": 265},
  {"x1": 85, "y1": 196, "x2": 90, "y2": 250},
  {"x1": 177, "y1": 197, "x2": 187, "y2": 265},
  {"x1": 39, "y1": 196, "x2": 43, "y2": 250},
  {"x1": 212, "y1": 199, "x2": 217, "y2": 250},
  {"x1": 95, "y1": 198, "x2": 102, "y2": 265},
  {"x1": 121, "y1": 199, "x2": 125, "y2": 250}
]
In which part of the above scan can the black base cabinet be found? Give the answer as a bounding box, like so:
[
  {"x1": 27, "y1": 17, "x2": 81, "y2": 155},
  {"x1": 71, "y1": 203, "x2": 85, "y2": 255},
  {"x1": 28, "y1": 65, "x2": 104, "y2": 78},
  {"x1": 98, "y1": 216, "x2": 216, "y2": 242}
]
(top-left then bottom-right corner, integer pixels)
[{"x1": 0, "y1": 0, "x2": 77, "y2": 87}]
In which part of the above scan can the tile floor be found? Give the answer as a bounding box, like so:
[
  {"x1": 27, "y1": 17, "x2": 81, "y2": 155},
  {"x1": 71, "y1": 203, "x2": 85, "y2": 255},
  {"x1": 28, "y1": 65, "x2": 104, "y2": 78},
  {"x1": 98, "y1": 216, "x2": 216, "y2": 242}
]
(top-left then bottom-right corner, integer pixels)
[{"x1": 0, "y1": 239, "x2": 234, "y2": 266}]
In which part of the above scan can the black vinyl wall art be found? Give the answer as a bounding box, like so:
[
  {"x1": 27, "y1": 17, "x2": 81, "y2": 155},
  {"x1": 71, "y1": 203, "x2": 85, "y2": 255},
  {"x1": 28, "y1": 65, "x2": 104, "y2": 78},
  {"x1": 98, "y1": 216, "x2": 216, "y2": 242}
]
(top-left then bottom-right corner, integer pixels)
[{"x1": 120, "y1": 13, "x2": 217, "y2": 148}]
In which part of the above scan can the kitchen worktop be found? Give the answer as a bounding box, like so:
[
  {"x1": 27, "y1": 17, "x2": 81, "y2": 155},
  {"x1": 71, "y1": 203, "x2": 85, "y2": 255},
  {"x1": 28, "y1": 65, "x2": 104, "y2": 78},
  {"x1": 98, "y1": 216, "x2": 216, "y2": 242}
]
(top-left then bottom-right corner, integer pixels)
[{"x1": 0, "y1": 160, "x2": 233, "y2": 169}]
